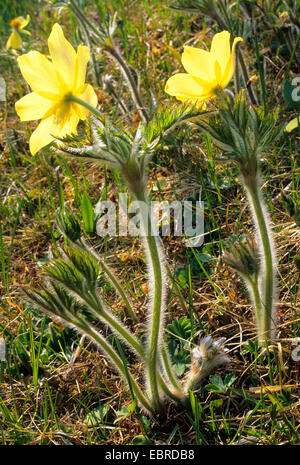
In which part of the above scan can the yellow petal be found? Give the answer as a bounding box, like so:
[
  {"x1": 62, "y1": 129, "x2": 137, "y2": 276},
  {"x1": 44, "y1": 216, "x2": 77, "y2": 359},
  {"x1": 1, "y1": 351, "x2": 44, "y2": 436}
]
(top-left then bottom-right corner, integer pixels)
[
  {"x1": 74, "y1": 45, "x2": 90, "y2": 89},
  {"x1": 165, "y1": 73, "x2": 212, "y2": 101},
  {"x1": 73, "y1": 83, "x2": 98, "y2": 119},
  {"x1": 19, "y1": 15, "x2": 30, "y2": 29},
  {"x1": 221, "y1": 37, "x2": 243, "y2": 87},
  {"x1": 214, "y1": 60, "x2": 223, "y2": 84},
  {"x1": 210, "y1": 31, "x2": 231, "y2": 73},
  {"x1": 17, "y1": 51, "x2": 63, "y2": 100},
  {"x1": 182, "y1": 46, "x2": 215, "y2": 82},
  {"x1": 29, "y1": 110, "x2": 80, "y2": 155},
  {"x1": 6, "y1": 31, "x2": 22, "y2": 50},
  {"x1": 15, "y1": 92, "x2": 53, "y2": 121},
  {"x1": 286, "y1": 117, "x2": 299, "y2": 132},
  {"x1": 29, "y1": 116, "x2": 58, "y2": 155},
  {"x1": 48, "y1": 23, "x2": 77, "y2": 90},
  {"x1": 177, "y1": 96, "x2": 207, "y2": 109},
  {"x1": 58, "y1": 110, "x2": 80, "y2": 137}
]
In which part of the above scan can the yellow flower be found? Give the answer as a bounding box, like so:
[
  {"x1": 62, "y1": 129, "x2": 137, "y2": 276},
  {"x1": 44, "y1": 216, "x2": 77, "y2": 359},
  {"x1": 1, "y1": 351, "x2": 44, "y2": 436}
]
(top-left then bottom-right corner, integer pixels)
[
  {"x1": 15, "y1": 23, "x2": 98, "y2": 155},
  {"x1": 286, "y1": 117, "x2": 299, "y2": 132},
  {"x1": 6, "y1": 15, "x2": 30, "y2": 50},
  {"x1": 165, "y1": 31, "x2": 243, "y2": 105}
]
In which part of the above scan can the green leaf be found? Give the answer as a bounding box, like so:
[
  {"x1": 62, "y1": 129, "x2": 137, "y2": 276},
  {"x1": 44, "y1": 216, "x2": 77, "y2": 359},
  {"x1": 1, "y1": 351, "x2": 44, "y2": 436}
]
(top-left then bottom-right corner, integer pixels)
[
  {"x1": 114, "y1": 401, "x2": 137, "y2": 423},
  {"x1": 132, "y1": 435, "x2": 152, "y2": 445},
  {"x1": 174, "y1": 361, "x2": 188, "y2": 377},
  {"x1": 210, "y1": 399, "x2": 223, "y2": 409},
  {"x1": 167, "y1": 316, "x2": 192, "y2": 341},
  {"x1": 56, "y1": 209, "x2": 81, "y2": 242},
  {"x1": 205, "y1": 374, "x2": 237, "y2": 393},
  {"x1": 81, "y1": 191, "x2": 95, "y2": 234},
  {"x1": 224, "y1": 373, "x2": 237, "y2": 387},
  {"x1": 85, "y1": 403, "x2": 110, "y2": 426}
]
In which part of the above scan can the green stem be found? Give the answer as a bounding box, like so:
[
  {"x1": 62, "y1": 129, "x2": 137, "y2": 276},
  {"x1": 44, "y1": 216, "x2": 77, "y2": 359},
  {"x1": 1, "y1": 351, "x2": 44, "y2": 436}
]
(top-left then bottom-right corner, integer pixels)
[
  {"x1": 245, "y1": 180, "x2": 275, "y2": 342},
  {"x1": 135, "y1": 190, "x2": 164, "y2": 412},
  {"x1": 99, "y1": 301, "x2": 182, "y2": 401},
  {"x1": 41, "y1": 293, "x2": 153, "y2": 412},
  {"x1": 161, "y1": 345, "x2": 183, "y2": 394},
  {"x1": 83, "y1": 324, "x2": 154, "y2": 413},
  {"x1": 247, "y1": 276, "x2": 262, "y2": 337},
  {"x1": 67, "y1": 94, "x2": 102, "y2": 118}
]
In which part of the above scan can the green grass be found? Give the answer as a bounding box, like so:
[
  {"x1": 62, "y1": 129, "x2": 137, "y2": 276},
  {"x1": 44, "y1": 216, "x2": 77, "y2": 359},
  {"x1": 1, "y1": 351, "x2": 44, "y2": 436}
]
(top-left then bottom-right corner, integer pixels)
[{"x1": 0, "y1": 0, "x2": 299, "y2": 445}]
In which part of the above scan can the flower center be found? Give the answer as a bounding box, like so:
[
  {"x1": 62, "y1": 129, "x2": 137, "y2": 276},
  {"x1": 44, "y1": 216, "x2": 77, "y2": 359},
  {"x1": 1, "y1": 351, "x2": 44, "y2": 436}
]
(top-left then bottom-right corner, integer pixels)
[{"x1": 10, "y1": 18, "x2": 22, "y2": 29}]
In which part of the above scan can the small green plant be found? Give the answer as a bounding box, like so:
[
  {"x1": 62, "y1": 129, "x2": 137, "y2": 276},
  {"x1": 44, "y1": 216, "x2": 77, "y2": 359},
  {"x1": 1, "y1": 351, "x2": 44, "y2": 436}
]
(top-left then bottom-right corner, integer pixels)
[
  {"x1": 11, "y1": 2, "x2": 286, "y2": 422},
  {"x1": 194, "y1": 91, "x2": 282, "y2": 343},
  {"x1": 23, "y1": 109, "x2": 230, "y2": 414},
  {"x1": 15, "y1": 21, "x2": 229, "y2": 413}
]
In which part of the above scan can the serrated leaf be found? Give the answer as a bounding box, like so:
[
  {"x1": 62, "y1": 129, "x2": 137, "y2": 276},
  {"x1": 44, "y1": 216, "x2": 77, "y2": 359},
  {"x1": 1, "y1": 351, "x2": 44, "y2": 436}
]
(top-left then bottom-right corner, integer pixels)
[
  {"x1": 167, "y1": 316, "x2": 192, "y2": 341},
  {"x1": 205, "y1": 373, "x2": 237, "y2": 393}
]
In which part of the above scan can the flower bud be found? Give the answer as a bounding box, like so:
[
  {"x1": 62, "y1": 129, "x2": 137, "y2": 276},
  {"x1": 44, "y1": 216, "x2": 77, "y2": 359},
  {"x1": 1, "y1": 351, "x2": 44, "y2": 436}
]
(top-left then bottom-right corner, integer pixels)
[
  {"x1": 184, "y1": 336, "x2": 230, "y2": 392},
  {"x1": 223, "y1": 236, "x2": 260, "y2": 281}
]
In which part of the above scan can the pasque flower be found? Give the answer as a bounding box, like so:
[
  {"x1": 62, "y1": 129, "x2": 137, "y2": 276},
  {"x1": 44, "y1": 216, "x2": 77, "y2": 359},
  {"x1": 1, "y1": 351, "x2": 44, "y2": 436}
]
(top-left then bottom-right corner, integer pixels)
[
  {"x1": 15, "y1": 23, "x2": 98, "y2": 155},
  {"x1": 6, "y1": 15, "x2": 30, "y2": 50},
  {"x1": 165, "y1": 31, "x2": 243, "y2": 105}
]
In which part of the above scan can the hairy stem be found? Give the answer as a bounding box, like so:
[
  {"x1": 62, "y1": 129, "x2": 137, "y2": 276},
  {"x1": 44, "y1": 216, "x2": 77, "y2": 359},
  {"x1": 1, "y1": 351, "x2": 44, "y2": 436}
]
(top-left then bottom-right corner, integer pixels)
[
  {"x1": 81, "y1": 323, "x2": 154, "y2": 413},
  {"x1": 247, "y1": 276, "x2": 262, "y2": 337},
  {"x1": 244, "y1": 179, "x2": 276, "y2": 342},
  {"x1": 135, "y1": 190, "x2": 165, "y2": 412},
  {"x1": 161, "y1": 344, "x2": 183, "y2": 395}
]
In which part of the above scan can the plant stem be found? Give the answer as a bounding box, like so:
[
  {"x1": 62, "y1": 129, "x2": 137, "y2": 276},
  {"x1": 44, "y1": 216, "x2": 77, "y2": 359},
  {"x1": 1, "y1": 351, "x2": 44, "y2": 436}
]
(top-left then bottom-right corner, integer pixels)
[
  {"x1": 247, "y1": 276, "x2": 262, "y2": 337},
  {"x1": 161, "y1": 345, "x2": 183, "y2": 394},
  {"x1": 245, "y1": 179, "x2": 276, "y2": 342},
  {"x1": 66, "y1": 94, "x2": 102, "y2": 118},
  {"x1": 82, "y1": 323, "x2": 154, "y2": 413},
  {"x1": 98, "y1": 300, "x2": 183, "y2": 402},
  {"x1": 135, "y1": 190, "x2": 164, "y2": 412}
]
